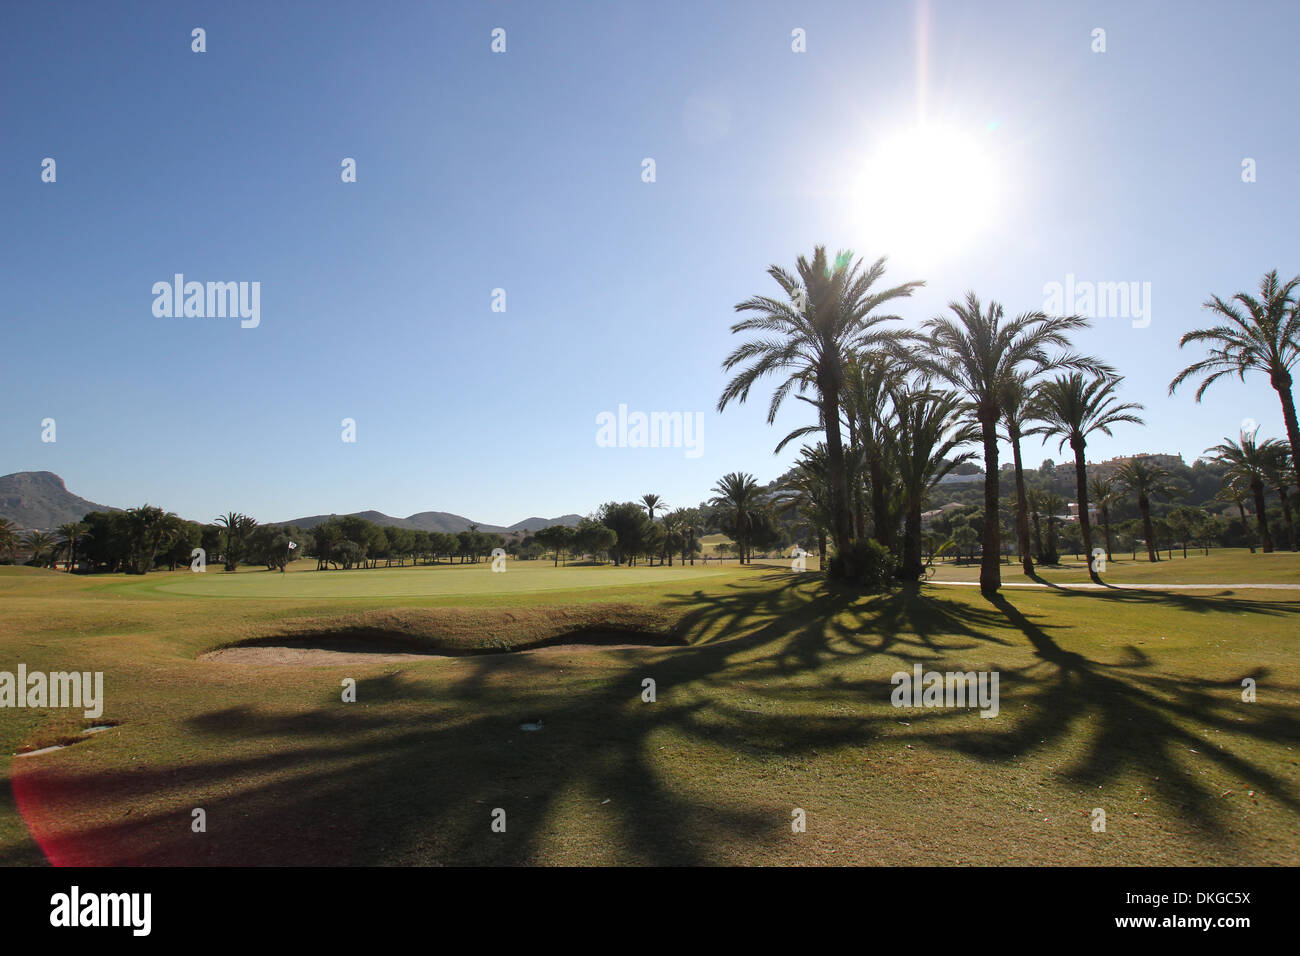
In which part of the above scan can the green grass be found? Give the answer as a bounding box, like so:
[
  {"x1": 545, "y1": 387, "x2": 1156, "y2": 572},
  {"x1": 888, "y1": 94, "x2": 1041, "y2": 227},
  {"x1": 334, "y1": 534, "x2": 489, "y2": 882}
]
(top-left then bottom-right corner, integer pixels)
[
  {"x1": 144, "y1": 559, "x2": 730, "y2": 599},
  {"x1": 930, "y1": 548, "x2": 1300, "y2": 586},
  {"x1": 1, "y1": 554, "x2": 1297, "y2": 866}
]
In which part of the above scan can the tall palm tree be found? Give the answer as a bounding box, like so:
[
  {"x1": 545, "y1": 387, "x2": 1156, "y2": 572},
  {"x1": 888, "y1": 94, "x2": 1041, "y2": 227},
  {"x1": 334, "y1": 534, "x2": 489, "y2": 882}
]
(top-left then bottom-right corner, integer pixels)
[
  {"x1": 719, "y1": 246, "x2": 923, "y2": 565},
  {"x1": 56, "y1": 521, "x2": 88, "y2": 572},
  {"x1": 1170, "y1": 269, "x2": 1300, "y2": 488},
  {"x1": 0, "y1": 517, "x2": 21, "y2": 562},
  {"x1": 1204, "y1": 436, "x2": 1276, "y2": 554},
  {"x1": 1116, "y1": 459, "x2": 1181, "y2": 561},
  {"x1": 709, "y1": 472, "x2": 761, "y2": 564},
  {"x1": 1029, "y1": 374, "x2": 1144, "y2": 582},
  {"x1": 1088, "y1": 475, "x2": 1119, "y2": 562},
  {"x1": 884, "y1": 388, "x2": 979, "y2": 579},
  {"x1": 1261, "y1": 442, "x2": 1297, "y2": 551},
  {"x1": 916, "y1": 293, "x2": 1099, "y2": 593}
]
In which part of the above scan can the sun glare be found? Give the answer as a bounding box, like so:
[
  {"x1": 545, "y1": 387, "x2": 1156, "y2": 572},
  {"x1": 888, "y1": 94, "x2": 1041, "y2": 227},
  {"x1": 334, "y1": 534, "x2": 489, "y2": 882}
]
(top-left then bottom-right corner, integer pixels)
[{"x1": 855, "y1": 124, "x2": 1000, "y2": 261}]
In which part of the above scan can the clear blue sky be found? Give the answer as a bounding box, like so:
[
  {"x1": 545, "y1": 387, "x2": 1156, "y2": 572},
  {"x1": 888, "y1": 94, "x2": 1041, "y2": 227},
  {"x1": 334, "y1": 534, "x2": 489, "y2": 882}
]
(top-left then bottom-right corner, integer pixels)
[{"x1": 3, "y1": 0, "x2": 1297, "y2": 525}]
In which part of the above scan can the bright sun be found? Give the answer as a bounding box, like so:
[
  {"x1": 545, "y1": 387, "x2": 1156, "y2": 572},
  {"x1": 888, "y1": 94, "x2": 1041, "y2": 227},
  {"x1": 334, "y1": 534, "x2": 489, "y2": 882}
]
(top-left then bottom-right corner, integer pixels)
[{"x1": 855, "y1": 124, "x2": 1000, "y2": 261}]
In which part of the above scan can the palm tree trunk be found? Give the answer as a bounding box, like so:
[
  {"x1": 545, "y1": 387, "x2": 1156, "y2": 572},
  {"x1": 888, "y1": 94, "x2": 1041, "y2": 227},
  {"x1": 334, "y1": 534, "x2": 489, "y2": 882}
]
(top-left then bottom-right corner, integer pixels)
[
  {"x1": 1140, "y1": 496, "x2": 1158, "y2": 561},
  {"x1": 1237, "y1": 500, "x2": 1254, "y2": 552},
  {"x1": 977, "y1": 409, "x2": 1002, "y2": 593},
  {"x1": 902, "y1": 505, "x2": 923, "y2": 579},
  {"x1": 1252, "y1": 481, "x2": 1274, "y2": 552},
  {"x1": 1010, "y1": 427, "x2": 1033, "y2": 576},
  {"x1": 1071, "y1": 439, "x2": 1099, "y2": 582},
  {"x1": 822, "y1": 392, "x2": 853, "y2": 562},
  {"x1": 846, "y1": 418, "x2": 866, "y2": 541},
  {"x1": 1272, "y1": 374, "x2": 1300, "y2": 491},
  {"x1": 869, "y1": 451, "x2": 890, "y2": 548},
  {"x1": 1101, "y1": 508, "x2": 1113, "y2": 561},
  {"x1": 1277, "y1": 487, "x2": 1296, "y2": 551}
]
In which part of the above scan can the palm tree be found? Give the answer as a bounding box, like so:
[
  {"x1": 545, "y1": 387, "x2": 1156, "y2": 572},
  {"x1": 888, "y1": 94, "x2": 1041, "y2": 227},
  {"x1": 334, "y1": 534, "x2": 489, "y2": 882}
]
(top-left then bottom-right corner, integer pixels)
[
  {"x1": 125, "y1": 505, "x2": 178, "y2": 574},
  {"x1": 640, "y1": 494, "x2": 665, "y2": 523},
  {"x1": 841, "y1": 354, "x2": 904, "y2": 544},
  {"x1": 1088, "y1": 475, "x2": 1119, "y2": 562},
  {"x1": 22, "y1": 530, "x2": 55, "y2": 568},
  {"x1": 1026, "y1": 487, "x2": 1047, "y2": 560},
  {"x1": 916, "y1": 293, "x2": 1099, "y2": 593},
  {"x1": 1170, "y1": 269, "x2": 1300, "y2": 488},
  {"x1": 660, "y1": 510, "x2": 682, "y2": 566},
  {"x1": 1029, "y1": 374, "x2": 1144, "y2": 582},
  {"x1": 1040, "y1": 492, "x2": 1064, "y2": 564},
  {"x1": 0, "y1": 517, "x2": 21, "y2": 562},
  {"x1": 884, "y1": 388, "x2": 979, "y2": 579},
  {"x1": 719, "y1": 246, "x2": 923, "y2": 565},
  {"x1": 238, "y1": 516, "x2": 257, "y2": 567},
  {"x1": 215, "y1": 512, "x2": 255, "y2": 572},
  {"x1": 1215, "y1": 473, "x2": 1256, "y2": 553},
  {"x1": 666, "y1": 508, "x2": 699, "y2": 566},
  {"x1": 1261, "y1": 442, "x2": 1297, "y2": 551},
  {"x1": 999, "y1": 373, "x2": 1041, "y2": 577},
  {"x1": 56, "y1": 521, "x2": 88, "y2": 572},
  {"x1": 774, "y1": 443, "x2": 837, "y2": 570},
  {"x1": 1116, "y1": 459, "x2": 1181, "y2": 561},
  {"x1": 640, "y1": 494, "x2": 666, "y2": 565},
  {"x1": 676, "y1": 508, "x2": 703, "y2": 566},
  {"x1": 1204, "y1": 436, "x2": 1276, "y2": 554},
  {"x1": 709, "y1": 472, "x2": 761, "y2": 564}
]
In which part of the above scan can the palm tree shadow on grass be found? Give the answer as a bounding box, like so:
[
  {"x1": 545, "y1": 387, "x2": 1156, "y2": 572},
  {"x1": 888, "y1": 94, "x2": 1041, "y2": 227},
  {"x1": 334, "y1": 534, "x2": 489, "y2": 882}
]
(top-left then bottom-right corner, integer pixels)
[
  {"x1": 952, "y1": 592, "x2": 1300, "y2": 830},
  {"x1": 7, "y1": 576, "x2": 1299, "y2": 864}
]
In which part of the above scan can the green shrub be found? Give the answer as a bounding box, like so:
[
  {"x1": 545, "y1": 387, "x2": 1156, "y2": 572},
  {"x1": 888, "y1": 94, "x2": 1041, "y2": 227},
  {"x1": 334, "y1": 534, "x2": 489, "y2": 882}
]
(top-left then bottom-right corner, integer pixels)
[{"x1": 827, "y1": 538, "x2": 897, "y2": 589}]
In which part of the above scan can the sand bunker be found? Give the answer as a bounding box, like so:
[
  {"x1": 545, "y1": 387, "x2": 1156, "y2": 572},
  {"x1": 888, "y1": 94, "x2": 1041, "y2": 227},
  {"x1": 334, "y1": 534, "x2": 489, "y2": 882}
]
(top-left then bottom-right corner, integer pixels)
[
  {"x1": 201, "y1": 643, "x2": 444, "y2": 666},
  {"x1": 200, "y1": 632, "x2": 682, "y2": 666}
]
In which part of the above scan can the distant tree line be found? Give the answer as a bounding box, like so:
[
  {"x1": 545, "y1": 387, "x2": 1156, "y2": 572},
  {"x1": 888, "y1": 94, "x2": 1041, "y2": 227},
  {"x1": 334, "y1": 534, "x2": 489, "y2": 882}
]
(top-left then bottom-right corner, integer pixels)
[{"x1": 0, "y1": 492, "x2": 800, "y2": 574}]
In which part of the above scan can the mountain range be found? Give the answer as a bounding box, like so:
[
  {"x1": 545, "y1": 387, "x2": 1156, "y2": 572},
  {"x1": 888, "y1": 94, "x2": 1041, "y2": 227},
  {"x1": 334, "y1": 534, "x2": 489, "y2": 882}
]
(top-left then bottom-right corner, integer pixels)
[
  {"x1": 0, "y1": 472, "x2": 114, "y2": 530},
  {"x1": 0, "y1": 471, "x2": 581, "y2": 534}
]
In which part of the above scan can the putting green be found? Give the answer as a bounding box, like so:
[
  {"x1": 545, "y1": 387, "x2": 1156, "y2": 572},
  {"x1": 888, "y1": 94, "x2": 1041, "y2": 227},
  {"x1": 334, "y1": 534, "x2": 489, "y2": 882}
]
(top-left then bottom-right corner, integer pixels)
[{"x1": 147, "y1": 561, "x2": 731, "y2": 598}]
